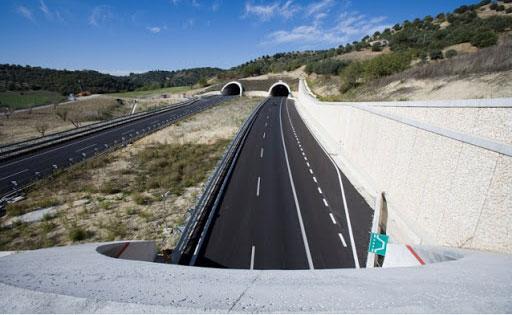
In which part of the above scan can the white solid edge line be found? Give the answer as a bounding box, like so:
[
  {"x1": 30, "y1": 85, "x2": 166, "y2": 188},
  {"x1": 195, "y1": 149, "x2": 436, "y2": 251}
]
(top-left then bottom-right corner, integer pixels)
[
  {"x1": 0, "y1": 168, "x2": 29, "y2": 181},
  {"x1": 338, "y1": 233, "x2": 347, "y2": 247},
  {"x1": 329, "y1": 213, "x2": 336, "y2": 224},
  {"x1": 250, "y1": 246, "x2": 255, "y2": 270},
  {"x1": 256, "y1": 176, "x2": 261, "y2": 197},
  {"x1": 286, "y1": 99, "x2": 360, "y2": 268},
  {"x1": 279, "y1": 98, "x2": 314, "y2": 270}
]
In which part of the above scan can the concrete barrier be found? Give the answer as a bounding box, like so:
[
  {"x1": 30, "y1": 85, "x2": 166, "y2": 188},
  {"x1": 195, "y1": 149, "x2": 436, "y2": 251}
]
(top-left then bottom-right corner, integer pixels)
[
  {"x1": 97, "y1": 241, "x2": 157, "y2": 262},
  {"x1": 295, "y1": 79, "x2": 512, "y2": 254}
]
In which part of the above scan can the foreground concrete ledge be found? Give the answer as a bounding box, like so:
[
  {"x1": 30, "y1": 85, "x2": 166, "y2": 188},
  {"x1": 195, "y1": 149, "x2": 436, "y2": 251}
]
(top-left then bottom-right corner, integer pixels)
[{"x1": 0, "y1": 241, "x2": 511, "y2": 313}]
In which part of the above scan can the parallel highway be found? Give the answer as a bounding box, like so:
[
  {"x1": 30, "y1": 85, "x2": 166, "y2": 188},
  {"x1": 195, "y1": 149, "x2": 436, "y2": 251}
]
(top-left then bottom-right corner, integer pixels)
[
  {"x1": 0, "y1": 96, "x2": 229, "y2": 203},
  {"x1": 193, "y1": 97, "x2": 373, "y2": 269}
]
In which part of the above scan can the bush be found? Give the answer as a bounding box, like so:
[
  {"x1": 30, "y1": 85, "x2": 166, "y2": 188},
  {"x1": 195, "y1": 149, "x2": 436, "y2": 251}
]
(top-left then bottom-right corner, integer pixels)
[
  {"x1": 132, "y1": 192, "x2": 153, "y2": 205},
  {"x1": 478, "y1": 0, "x2": 491, "y2": 5},
  {"x1": 445, "y1": 49, "x2": 458, "y2": 58},
  {"x1": 506, "y1": 7, "x2": 512, "y2": 13},
  {"x1": 68, "y1": 226, "x2": 88, "y2": 242},
  {"x1": 430, "y1": 49, "x2": 444, "y2": 60},
  {"x1": 496, "y1": 5, "x2": 506, "y2": 11},
  {"x1": 371, "y1": 43, "x2": 383, "y2": 52},
  {"x1": 305, "y1": 60, "x2": 349, "y2": 75},
  {"x1": 490, "y1": 3, "x2": 498, "y2": 10},
  {"x1": 471, "y1": 30, "x2": 498, "y2": 47}
]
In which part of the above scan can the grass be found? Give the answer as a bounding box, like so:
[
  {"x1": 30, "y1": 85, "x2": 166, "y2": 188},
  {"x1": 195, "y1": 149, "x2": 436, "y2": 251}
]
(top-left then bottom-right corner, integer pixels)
[
  {"x1": 108, "y1": 86, "x2": 193, "y2": 98},
  {"x1": 133, "y1": 140, "x2": 230, "y2": 195},
  {"x1": 5, "y1": 197, "x2": 60, "y2": 217},
  {"x1": 0, "y1": 90, "x2": 66, "y2": 110}
]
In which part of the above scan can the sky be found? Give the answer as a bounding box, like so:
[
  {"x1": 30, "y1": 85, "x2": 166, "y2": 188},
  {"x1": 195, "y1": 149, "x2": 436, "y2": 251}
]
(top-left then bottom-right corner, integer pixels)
[{"x1": 0, "y1": 0, "x2": 475, "y2": 75}]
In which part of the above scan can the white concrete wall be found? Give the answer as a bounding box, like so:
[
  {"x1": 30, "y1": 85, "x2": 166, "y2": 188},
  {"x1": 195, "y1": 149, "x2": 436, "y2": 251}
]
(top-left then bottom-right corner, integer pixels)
[{"x1": 296, "y1": 80, "x2": 512, "y2": 253}]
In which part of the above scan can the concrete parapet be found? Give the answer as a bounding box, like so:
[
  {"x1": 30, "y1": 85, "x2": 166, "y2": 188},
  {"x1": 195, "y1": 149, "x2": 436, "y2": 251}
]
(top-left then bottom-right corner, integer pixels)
[{"x1": 295, "y1": 80, "x2": 512, "y2": 253}]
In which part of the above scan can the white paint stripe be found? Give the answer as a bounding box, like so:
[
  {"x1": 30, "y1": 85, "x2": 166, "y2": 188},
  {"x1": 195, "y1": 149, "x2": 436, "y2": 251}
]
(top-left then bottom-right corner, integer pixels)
[
  {"x1": 286, "y1": 100, "x2": 360, "y2": 268},
  {"x1": 75, "y1": 143, "x2": 97, "y2": 153},
  {"x1": 279, "y1": 98, "x2": 314, "y2": 270},
  {"x1": 329, "y1": 213, "x2": 336, "y2": 224},
  {"x1": 250, "y1": 246, "x2": 255, "y2": 270},
  {"x1": 313, "y1": 176, "x2": 317, "y2": 183},
  {"x1": 256, "y1": 177, "x2": 261, "y2": 197},
  {"x1": 304, "y1": 156, "x2": 308, "y2": 161},
  {"x1": 0, "y1": 169, "x2": 29, "y2": 181},
  {"x1": 323, "y1": 198, "x2": 329, "y2": 207},
  {"x1": 338, "y1": 233, "x2": 347, "y2": 247},
  {"x1": 306, "y1": 162, "x2": 310, "y2": 167},
  {"x1": 260, "y1": 147, "x2": 264, "y2": 158},
  {"x1": 309, "y1": 168, "x2": 313, "y2": 174},
  {"x1": 263, "y1": 132, "x2": 266, "y2": 139},
  {"x1": 318, "y1": 187, "x2": 322, "y2": 194}
]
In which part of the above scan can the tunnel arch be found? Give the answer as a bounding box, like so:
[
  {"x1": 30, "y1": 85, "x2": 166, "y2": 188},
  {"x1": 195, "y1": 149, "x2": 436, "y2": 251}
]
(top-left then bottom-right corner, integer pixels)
[
  {"x1": 268, "y1": 81, "x2": 291, "y2": 97},
  {"x1": 221, "y1": 81, "x2": 243, "y2": 96}
]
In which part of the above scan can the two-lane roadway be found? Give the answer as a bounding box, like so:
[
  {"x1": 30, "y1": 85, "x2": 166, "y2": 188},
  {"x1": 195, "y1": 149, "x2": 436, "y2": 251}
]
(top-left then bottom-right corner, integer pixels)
[{"x1": 193, "y1": 97, "x2": 373, "y2": 269}]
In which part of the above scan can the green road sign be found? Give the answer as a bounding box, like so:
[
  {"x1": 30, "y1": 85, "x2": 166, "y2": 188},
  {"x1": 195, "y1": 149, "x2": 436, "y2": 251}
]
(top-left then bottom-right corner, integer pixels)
[{"x1": 368, "y1": 233, "x2": 389, "y2": 256}]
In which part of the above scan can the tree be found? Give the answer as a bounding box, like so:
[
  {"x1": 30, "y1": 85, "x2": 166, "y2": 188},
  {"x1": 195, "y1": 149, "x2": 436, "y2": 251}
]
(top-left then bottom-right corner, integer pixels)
[
  {"x1": 56, "y1": 108, "x2": 68, "y2": 122},
  {"x1": 429, "y1": 49, "x2": 444, "y2": 60},
  {"x1": 471, "y1": 30, "x2": 498, "y2": 47},
  {"x1": 35, "y1": 121, "x2": 49, "y2": 137}
]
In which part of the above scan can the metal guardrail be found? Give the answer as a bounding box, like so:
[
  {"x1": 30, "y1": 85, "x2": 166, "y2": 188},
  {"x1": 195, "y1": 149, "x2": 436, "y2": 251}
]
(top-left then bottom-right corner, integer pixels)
[
  {"x1": 0, "y1": 96, "x2": 226, "y2": 213},
  {"x1": 0, "y1": 98, "x2": 199, "y2": 161},
  {"x1": 171, "y1": 98, "x2": 268, "y2": 264}
]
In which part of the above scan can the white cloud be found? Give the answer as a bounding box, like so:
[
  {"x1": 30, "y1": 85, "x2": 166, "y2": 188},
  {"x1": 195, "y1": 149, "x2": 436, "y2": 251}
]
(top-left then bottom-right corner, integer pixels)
[
  {"x1": 306, "y1": 0, "x2": 334, "y2": 19},
  {"x1": 244, "y1": 1, "x2": 299, "y2": 21},
  {"x1": 17, "y1": 5, "x2": 34, "y2": 22},
  {"x1": 211, "y1": 0, "x2": 222, "y2": 12},
  {"x1": 89, "y1": 5, "x2": 113, "y2": 26},
  {"x1": 263, "y1": 10, "x2": 389, "y2": 46},
  {"x1": 147, "y1": 26, "x2": 161, "y2": 33}
]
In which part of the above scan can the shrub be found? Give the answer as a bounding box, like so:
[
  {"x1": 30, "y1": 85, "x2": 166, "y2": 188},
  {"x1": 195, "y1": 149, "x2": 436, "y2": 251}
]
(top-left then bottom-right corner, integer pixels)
[
  {"x1": 490, "y1": 3, "x2": 498, "y2": 10},
  {"x1": 371, "y1": 43, "x2": 383, "y2": 52},
  {"x1": 68, "y1": 226, "x2": 88, "y2": 242},
  {"x1": 478, "y1": 0, "x2": 491, "y2": 5},
  {"x1": 506, "y1": 7, "x2": 512, "y2": 13},
  {"x1": 445, "y1": 49, "x2": 458, "y2": 58},
  {"x1": 132, "y1": 192, "x2": 152, "y2": 205},
  {"x1": 471, "y1": 30, "x2": 498, "y2": 47},
  {"x1": 430, "y1": 49, "x2": 444, "y2": 60},
  {"x1": 496, "y1": 4, "x2": 506, "y2": 11}
]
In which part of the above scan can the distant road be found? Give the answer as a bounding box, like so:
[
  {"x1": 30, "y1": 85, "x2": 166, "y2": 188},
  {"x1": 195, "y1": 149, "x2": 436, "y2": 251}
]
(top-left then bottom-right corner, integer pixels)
[
  {"x1": 194, "y1": 97, "x2": 373, "y2": 269},
  {"x1": 0, "y1": 96, "x2": 229, "y2": 202}
]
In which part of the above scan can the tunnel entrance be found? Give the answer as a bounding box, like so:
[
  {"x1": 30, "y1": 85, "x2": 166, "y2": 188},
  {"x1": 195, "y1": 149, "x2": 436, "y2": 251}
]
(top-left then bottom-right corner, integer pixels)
[
  {"x1": 268, "y1": 81, "x2": 291, "y2": 97},
  {"x1": 221, "y1": 81, "x2": 243, "y2": 96}
]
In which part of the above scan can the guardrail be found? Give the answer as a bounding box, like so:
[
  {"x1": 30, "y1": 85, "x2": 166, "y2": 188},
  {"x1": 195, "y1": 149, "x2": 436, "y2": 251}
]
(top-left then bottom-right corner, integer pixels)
[
  {"x1": 0, "y1": 98, "x2": 199, "y2": 161},
  {"x1": 171, "y1": 98, "x2": 268, "y2": 264},
  {"x1": 0, "y1": 96, "x2": 226, "y2": 211}
]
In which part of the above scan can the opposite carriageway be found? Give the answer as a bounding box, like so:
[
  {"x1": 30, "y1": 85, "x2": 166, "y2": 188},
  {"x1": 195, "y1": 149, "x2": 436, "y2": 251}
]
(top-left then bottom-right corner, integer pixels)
[
  {"x1": 177, "y1": 97, "x2": 373, "y2": 269},
  {"x1": 0, "y1": 96, "x2": 231, "y2": 205}
]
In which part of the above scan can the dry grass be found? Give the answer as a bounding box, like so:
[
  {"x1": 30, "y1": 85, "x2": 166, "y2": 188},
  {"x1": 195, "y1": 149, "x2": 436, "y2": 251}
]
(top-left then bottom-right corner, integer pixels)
[
  {"x1": 0, "y1": 96, "x2": 131, "y2": 144},
  {"x1": 0, "y1": 96, "x2": 262, "y2": 252}
]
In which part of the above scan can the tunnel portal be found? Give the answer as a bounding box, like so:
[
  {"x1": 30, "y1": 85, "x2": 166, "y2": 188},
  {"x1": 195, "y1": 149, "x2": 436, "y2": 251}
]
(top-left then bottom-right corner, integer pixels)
[
  {"x1": 221, "y1": 81, "x2": 243, "y2": 96},
  {"x1": 269, "y1": 81, "x2": 291, "y2": 97}
]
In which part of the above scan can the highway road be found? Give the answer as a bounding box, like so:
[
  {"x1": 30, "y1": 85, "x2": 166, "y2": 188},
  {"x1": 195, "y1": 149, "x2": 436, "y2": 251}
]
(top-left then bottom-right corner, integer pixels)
[
  {"x1": 0, "y1": 96, "x2": 230, "y2": 202},
  {"x1": 193, "y1": 97, "x2": 373, "y2": 270}
]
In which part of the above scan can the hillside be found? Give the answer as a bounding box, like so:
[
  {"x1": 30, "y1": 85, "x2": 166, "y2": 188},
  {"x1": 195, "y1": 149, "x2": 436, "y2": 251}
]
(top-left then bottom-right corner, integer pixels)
[{"x1": 1, "y1": 0, "x2": 512, "y2": 106}]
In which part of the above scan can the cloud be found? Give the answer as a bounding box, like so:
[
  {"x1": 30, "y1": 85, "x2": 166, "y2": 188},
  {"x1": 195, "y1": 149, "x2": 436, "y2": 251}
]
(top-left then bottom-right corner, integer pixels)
[
  {"x1": 305, "y1": 0, "x2": 334, "y2": 19},
  {"x1": 170, "y1": 0, "x2": 200, "y2": 7},
  {"x1": 244, "y1": 1, "x2": 299, "y2": 21},
  {"x1": 183, "y1": 18, "x2": 195, "y2": 29},
  {"x1": 211, "y1": 0, "x2": 222, "y2": 12},
  {"x1": 263, "y1": 10, "x2": 389, "y2": 46},
  {"x1": 89, "y1": 5, "x2": 114, "y2": 26},
  {"x1": 147, "y1": 26, "x2": 161, "y2": 33},
  {"x1": 17, "y1": 5, "x2": 34, "y2": 22}
]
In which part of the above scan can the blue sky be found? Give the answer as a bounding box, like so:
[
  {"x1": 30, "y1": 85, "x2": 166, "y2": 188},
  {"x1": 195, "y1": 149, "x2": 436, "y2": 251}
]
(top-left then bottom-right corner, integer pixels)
[{"x1": 0, "y1": 0, "x2": 474, "y2": 75}]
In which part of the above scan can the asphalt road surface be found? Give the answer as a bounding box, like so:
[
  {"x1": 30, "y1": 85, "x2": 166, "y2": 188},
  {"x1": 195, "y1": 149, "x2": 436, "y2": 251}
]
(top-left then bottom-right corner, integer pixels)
[
  {"x1": 194, "y1": 97, "x2": 373, "y2": 270},
  {"x1": 0, "y1": 96, "x2": 229, "y2": 201}
]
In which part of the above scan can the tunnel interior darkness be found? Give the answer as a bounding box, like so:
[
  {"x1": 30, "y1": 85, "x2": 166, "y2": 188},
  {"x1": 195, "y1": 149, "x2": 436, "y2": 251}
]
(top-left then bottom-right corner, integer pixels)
[
  {"x1": 270, "y1": 84, "x2": 290, "y2": 97},
  {"x1": 222, "y1": 83, "x2": 242, "y2": 96}
]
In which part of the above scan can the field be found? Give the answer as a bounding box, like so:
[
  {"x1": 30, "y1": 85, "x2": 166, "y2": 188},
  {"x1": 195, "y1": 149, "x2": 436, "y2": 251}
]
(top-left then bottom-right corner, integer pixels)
[
  {"x1": 0, "y1": 96, "x2": 263, "y2": 251},
  {"x1": 0, "y1": 90, "x2": 66, "y2": 110},
  {"x1": 108, "y1": 86, "x2": 194, "y2": 98}
]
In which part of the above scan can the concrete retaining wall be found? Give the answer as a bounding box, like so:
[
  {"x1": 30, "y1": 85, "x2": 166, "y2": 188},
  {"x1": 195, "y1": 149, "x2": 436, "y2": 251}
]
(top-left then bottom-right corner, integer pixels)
[{"x1": 295, "y1": 80, "x2": 512, "y2": 253}]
